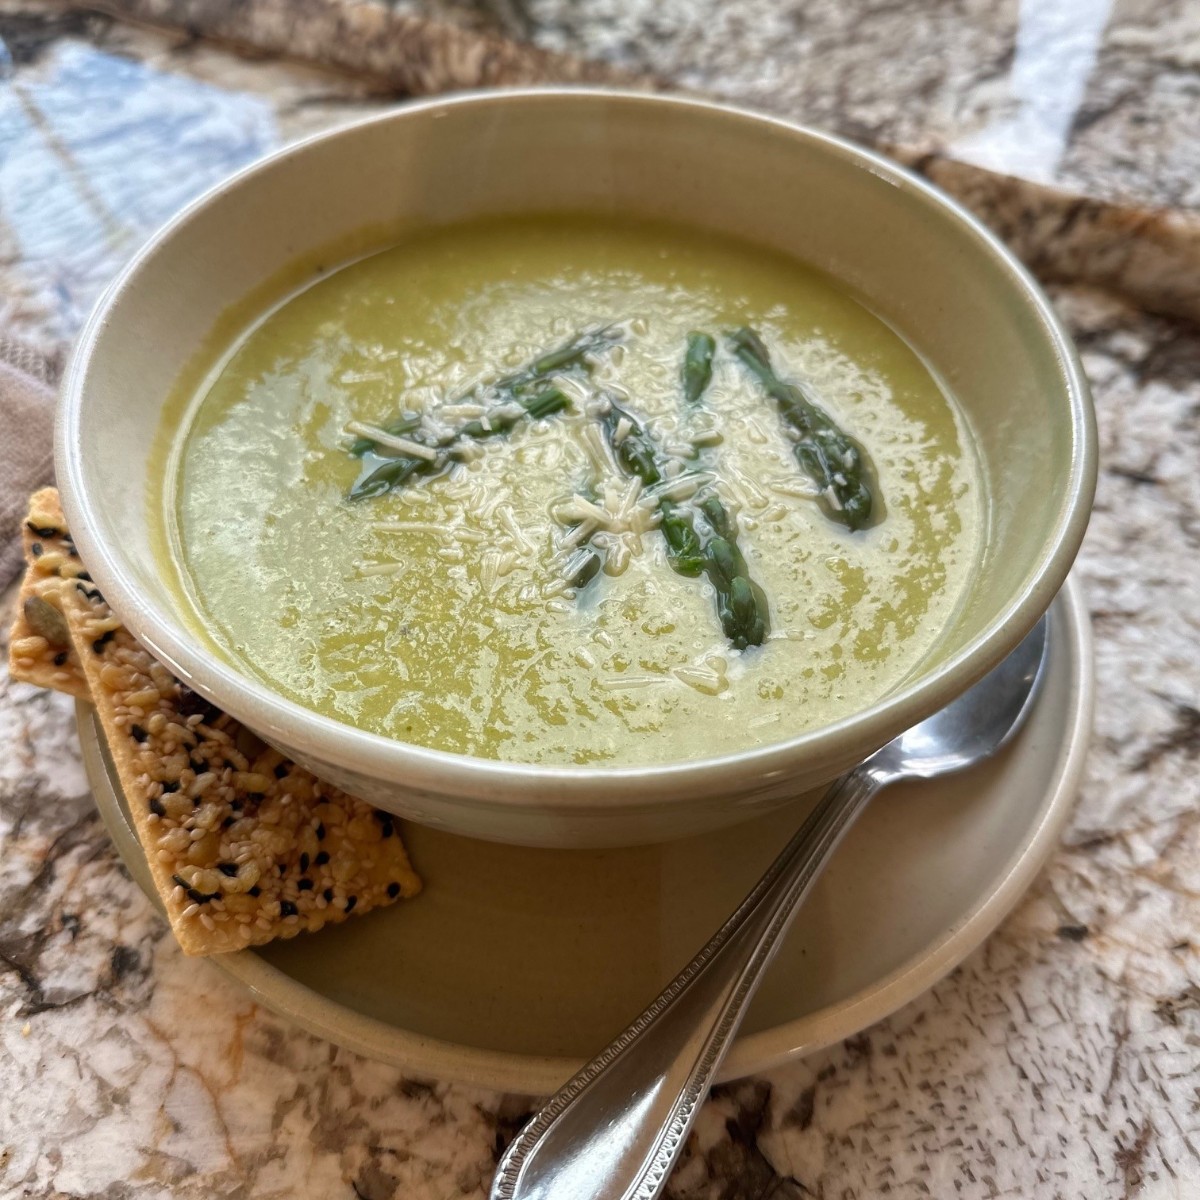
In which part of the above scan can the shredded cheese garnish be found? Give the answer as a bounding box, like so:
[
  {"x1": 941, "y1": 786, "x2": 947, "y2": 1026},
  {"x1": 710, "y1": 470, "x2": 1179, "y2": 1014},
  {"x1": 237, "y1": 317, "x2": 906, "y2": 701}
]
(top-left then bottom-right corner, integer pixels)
[
  {"x1": 643, "y1": 472, "x2": 713, "y2": 504},
  {"x1": 353, "y1": 561, "x2": 406, "y2": 577},
  {"x1": 370, "y1": 521, "x2": 484, "y2": 543},
  {"x1": 498, "y1": 505, "x2": 536, "y2": 555},
  {"x1": 732, "y1": 470, "x2": 769, "y2": 509},
  {"x1": 744, "y1": 418, "x2": 771, "y2": 445},
  {"x1": 556, "y1": 518, "x2": 599, "y2": 551},
  {"x1": 548, "y1": 474, "x2": 660, "y2": 580},
  {"x1": 436, "y1": 403, "x2": 488, "y2": 420},
  {"x1": 749, "y1": 712, "x2": 782, "y2": 729},
  {"x1": 449, "y1": 440, "x2": 486, "y2": 461},
  {"x1": 580, "y1": 422, "x2": 617, "y2": 475},
  {"x1": 598, "y1": 676, "x2": 669, "y2": 691},
  {"x1": 480, "y1": 550, "x2": 500, "y2": 595},
  {"x1": 769, "y1": 478, "x2": 821, "y2": 500},
  {"x1": 673, "y1": 665, "x2": 726, "y2": 695},
  {"x1": 345, "y1": 422, "x2": 439, "y2": 460}
]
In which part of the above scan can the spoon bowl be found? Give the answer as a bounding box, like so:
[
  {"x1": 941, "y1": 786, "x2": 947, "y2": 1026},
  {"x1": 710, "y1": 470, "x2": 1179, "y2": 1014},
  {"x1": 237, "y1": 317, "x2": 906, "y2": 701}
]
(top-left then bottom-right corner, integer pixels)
[{"x1": 875, "y1": 620, "x2": 1049, "y2": 783}]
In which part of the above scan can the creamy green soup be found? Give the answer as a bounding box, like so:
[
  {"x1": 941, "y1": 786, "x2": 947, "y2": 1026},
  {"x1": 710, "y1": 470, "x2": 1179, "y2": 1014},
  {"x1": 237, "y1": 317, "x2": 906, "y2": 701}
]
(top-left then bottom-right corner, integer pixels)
[{"x1": 163, "y1": 215, "x2": 982, "y2": 765}]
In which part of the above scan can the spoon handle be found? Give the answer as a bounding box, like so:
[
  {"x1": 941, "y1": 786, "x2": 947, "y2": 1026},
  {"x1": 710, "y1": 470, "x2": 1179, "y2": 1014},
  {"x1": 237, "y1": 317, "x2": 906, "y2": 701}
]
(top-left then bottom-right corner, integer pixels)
[{"x1": 491, "y1": 765, "x2": 883, "y2": 1200}]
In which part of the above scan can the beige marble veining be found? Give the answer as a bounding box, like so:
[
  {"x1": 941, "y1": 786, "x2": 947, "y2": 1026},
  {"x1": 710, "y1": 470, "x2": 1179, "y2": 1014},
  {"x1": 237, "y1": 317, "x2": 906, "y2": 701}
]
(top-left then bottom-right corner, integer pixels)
[
  {"x1": 2, "y1": 5, "x2": 1200, "y2": 1198},
  {"x1": 493, "y1": 0, "x2": 1200, "y2": 215}
]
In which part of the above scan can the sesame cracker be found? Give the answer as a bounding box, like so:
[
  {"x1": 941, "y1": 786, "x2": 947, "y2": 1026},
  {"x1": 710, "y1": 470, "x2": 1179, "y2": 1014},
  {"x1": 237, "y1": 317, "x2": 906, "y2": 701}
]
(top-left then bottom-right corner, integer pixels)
[
  {"x1": 9, "y1": 489, "x2": 421, "y2": 956},
  {"x1": 7, "y1": 488, "x2": 89, "y2": 698}
]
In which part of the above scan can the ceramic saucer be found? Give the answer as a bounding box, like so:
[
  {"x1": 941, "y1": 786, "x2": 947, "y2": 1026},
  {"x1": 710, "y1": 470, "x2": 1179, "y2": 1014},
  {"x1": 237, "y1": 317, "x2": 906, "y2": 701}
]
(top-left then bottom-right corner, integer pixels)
[{"x1": 78, "y1": 579, "x2": 1092, "y2": 1095}]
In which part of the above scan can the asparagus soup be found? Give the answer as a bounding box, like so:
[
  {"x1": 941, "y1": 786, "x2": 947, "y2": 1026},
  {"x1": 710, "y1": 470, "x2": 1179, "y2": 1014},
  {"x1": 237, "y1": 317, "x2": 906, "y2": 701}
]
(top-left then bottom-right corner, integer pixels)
[{"x1": 162, "y1": 215, "x2": 983, "y2": 765}]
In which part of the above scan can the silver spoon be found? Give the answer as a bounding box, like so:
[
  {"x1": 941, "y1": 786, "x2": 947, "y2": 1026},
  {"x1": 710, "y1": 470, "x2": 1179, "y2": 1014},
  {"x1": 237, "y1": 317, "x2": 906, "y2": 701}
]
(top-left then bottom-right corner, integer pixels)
[{"x1": 491, "y1": 616, "x2": 1050, "y2": 1200}]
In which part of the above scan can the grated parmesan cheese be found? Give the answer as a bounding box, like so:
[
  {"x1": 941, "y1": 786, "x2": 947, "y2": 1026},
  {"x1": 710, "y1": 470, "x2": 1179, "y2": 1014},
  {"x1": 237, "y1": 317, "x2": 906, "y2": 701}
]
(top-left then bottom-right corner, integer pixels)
[
  {"x1": 344, "y1": 422, "x2": 438, "y2": 460},
  {"x1": 497, "y1": 505, "x2": 536, "y2": 555},
  {"x1": 353, "y1": 561, "x2": 406, "y2": 578}
]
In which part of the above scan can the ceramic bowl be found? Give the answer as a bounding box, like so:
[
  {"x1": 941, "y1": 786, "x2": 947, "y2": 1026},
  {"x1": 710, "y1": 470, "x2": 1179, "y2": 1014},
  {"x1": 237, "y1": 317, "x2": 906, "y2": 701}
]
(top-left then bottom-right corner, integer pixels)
[{"x1": 56, "y1": 89, "x2": 1096, "y2": 848}]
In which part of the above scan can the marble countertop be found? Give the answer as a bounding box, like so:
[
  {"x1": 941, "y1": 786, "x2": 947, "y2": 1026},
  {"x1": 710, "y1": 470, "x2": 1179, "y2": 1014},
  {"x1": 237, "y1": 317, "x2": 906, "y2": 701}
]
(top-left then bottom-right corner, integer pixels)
[{"x1": 2, "y1": 3, "x2": 1200, "y2": 1197}]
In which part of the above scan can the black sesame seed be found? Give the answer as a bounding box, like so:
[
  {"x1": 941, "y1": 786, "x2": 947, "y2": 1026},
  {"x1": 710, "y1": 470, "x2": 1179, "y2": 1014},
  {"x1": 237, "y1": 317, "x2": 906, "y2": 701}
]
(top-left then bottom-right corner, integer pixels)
[
  {"x1": 68, "y1": 547, "x2": 79, "y2": 557},
  {"x1": 280, "y1": 900, "x2": 298, "y2": 918},
  {"x1": 149, "y1": 798, "x2": 166, "y2": 818},
  {"x1": 76, "y1": 571, "x2": 91, "y2": 582},
  {"x1": 298, "y1": 878, "x2": 314, "y2": 891},
  {"x1": 27, "y1": 522, "x2": 59, "y2": 538},
  {"x1": 130, "y1": 724, "x2": 147, "y2": 742},
  {"x1": 299, "y1": 853, "x2": 309, "y2": 873},
  {"x1": 161, "y1": 780, "x2": 179, "y2": 794},
  {"x1": 172, "y1": 874, "x2": 187, "y2": 889},
  {"x1": 273, "y1": 763, "x2": 289, "y2": 779},
  {"x1": 248, "y1": 885, "x2": 261, "y2": 897},
  {"x1": 177, "y1": 689, "x2": 220, "y2": 723},
  {"x1": 344, "y1": 896, "x2": 357, "y2": 913},
  {"x1": 323, "y1": 888, "x2": 334, "y2": 902},
  {"x1": 386, "y1": 882, "x2": 401, "y2": 898},
  {"x1": 186, "y1": 887, "x2": 210, "y2": 904},
  {"x1": 53, "y1": 651, "x2": 68, "y2": 667},
  {"x1": 31, "y1": 543, "x2": 43, "y2": 557},
  {"x1": 314, "y1": 851, "x2": 329, "y2": 867},
  {"x1": 217, "y1": 862, "x2": 239, "y2": 877},
  {"x1": 92, "y1": 629, "x2": 116, "y2": 655},
  {"x1": 316, "y1": 823, "x2": 326, "y2": 841}
]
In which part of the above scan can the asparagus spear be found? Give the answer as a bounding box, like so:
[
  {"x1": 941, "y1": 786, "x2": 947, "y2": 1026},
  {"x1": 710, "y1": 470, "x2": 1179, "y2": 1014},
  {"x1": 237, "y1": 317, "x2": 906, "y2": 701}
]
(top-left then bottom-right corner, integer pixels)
[
  {"x1": 600, "y1": 398, "x2": 769, "y2": 650},
  {"x1": 658, "y1": 500, "x2": 706, "y2": 577},
  {"x1": 682, "y1": 332, "x2": 716, "y2": 404},
  {"x1": 350, "y1": 326, "x2": 620, "y2": 460},
  {"x1": 349, "y1": 386, "x2": 569, "y2": 501},
  {"x1": 697, "y1": 496, "x2": 770, "y2": 650},
  {"x1": 729, "y1": 327, "x2": 879, "y2": 531},
  {"x1": 347, "y1": 326, "x2": 621, "y2": 501},
  {"x1": 349, "y1": 452, "x2": 429, "y2": 502},
  {"x1": 677, "y1": 338, "x2": 770, "y2": 645},
  {"x1": 599, "y1": 402, "x2": 705, "y2": 574}
]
